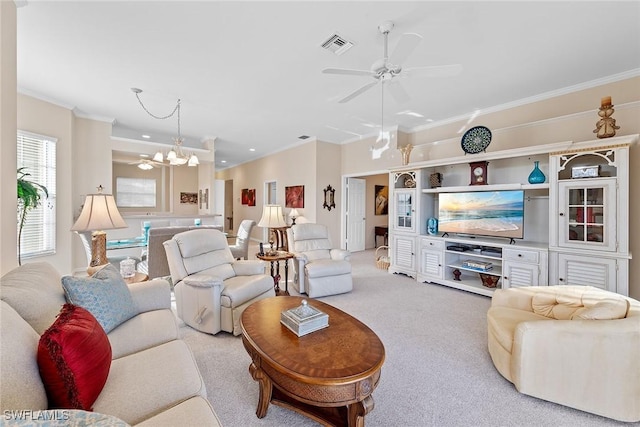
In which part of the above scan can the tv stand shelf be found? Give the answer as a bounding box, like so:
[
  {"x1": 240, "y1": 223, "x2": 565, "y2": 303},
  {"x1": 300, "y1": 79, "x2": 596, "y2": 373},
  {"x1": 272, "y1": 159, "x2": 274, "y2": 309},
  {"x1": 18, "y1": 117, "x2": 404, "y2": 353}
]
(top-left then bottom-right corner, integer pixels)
[
  {"x1": 418, "y1": 235, "x2": 548, "y2": 297},
  {"x1": 422, "y1": 183, "x2": 549, "y2": 194}
]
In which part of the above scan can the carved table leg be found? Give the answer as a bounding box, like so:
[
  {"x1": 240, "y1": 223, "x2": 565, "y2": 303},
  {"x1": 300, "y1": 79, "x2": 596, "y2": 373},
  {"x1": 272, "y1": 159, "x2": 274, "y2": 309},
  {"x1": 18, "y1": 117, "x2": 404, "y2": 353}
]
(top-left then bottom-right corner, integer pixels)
[
  {"x1": 347, "y1": 395, "x2": 375, "y2": 427},
  {"x1": 249, "y1": 362, "x2": 273, "y2": 418}
]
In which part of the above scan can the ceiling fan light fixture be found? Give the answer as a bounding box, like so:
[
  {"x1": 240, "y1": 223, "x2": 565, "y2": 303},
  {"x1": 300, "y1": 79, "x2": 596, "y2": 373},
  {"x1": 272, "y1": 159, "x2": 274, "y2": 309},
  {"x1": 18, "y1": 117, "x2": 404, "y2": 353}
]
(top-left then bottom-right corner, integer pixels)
[
  {"x1": 137, "y1": 162, "x2": 153, "y2": 170},
  {"x1": 188, "y1": 154, "x2": 199, "y2": 167},
  {"x1": 132, "y1": 88, "x2": 199, "y2": 167}
]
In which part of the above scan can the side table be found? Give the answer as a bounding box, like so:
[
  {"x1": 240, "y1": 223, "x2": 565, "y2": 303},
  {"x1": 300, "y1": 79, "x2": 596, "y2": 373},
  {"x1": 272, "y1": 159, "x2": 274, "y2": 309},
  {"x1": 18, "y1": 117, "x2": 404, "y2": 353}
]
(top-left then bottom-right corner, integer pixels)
[{"x1": 256, "y1": 251, "x2": 294, "y2": 296}]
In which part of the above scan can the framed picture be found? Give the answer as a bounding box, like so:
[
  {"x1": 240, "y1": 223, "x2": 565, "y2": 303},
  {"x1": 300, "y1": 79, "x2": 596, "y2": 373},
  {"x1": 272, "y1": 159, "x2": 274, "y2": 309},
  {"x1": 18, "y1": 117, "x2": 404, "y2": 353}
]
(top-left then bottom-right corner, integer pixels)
[
  {"x1": 374, "y1": 185, "x2": 388, "y2": 215},
  {"x1": 285, "y1": 185, "x2": 304, "y2": 208},
  {"x1": 180, "y1": 192, "x2": 198, "y2": 205},
  {"x1": 241, "y1": 189, "x2": 249, "y2": 205},
  {"x1": 247, "y1": 189, "x2": 256, "y2": 206}
]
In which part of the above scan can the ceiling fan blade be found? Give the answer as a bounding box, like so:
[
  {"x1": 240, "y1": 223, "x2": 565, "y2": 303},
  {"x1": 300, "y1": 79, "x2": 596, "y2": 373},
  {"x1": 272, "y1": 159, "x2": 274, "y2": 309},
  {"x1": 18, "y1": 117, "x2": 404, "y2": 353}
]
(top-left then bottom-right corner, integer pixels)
[
  {"x1": 403, "y1": 64, "x2": 463, "y2": 77},
  {"x1": 388, "y1": 80, "x2": 411, "y2": 104},
  {"x1": 322, "y1": 68, "x2": 374, "y2": 77},
  {"x1": 388, "y1": 33, "x2": 422, "y2": 65},
  {"x1": 338, "y1": 81, "x2": 378, "y2": 103}
]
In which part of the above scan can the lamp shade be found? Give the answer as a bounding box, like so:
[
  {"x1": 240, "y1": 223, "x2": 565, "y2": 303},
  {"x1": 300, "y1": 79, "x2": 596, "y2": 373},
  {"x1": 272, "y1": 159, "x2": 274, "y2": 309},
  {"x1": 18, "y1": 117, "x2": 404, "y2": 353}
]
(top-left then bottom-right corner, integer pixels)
[
  {"x1": 258, "y1": 205, "x2": 286, "y2": 228},
  {"x1": 71, "y1": 192, "x2": 127, "y2": 232},
  {"x1": 288, "y1": 208, "x2": 299, "y2": 218}
]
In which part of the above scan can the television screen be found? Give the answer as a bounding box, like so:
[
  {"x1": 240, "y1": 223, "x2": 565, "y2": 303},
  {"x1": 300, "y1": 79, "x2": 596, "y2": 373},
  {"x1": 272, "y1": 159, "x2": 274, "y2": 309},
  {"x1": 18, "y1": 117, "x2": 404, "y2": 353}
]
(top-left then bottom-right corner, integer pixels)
[{"x1": 438, "y1": 190, "x2": 525, "y2": 239}]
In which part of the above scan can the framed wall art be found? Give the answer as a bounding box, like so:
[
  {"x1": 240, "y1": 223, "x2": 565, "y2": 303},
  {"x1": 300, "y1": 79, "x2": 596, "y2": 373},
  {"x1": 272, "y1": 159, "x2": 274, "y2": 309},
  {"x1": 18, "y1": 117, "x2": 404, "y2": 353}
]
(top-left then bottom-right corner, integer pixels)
[
  {"x1": 323, "y1": 185, "x2": 335, "y2": 211},
  {"x1": 374, "y1": 185, "x2": 388, "y2": 215},
  {"x1": 241, "y1": 189, "x2": 249, "y2": 205},
  {"x1": 285, "y1": 185, "x2": 304, "y2": 208},
  {"x1": 180, "y1": 192, "x2": 198, "y2": 204},
  {"x1": 247, "y1": 189, "x2": 256, "y2": 206}
]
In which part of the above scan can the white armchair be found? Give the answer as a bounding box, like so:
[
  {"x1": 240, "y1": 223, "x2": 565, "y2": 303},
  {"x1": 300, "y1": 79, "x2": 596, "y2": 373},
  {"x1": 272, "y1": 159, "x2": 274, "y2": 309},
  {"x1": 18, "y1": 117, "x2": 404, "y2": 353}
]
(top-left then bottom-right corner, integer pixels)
[
  {"x1": 286, "y1": 223, "x2": 352, "y2": 298},
  {"x1": 163, "y1": 228, "x2": 275, "y2": 335},
  {"x1": 229, "y1": 219, "x2": 255, "y2": 260}
]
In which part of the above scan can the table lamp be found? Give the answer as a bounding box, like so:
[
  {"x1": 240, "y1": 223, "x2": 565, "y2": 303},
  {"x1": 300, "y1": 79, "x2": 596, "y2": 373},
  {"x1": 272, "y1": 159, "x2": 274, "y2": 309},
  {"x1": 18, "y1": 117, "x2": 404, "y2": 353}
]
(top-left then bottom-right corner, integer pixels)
[
  {"x1": 71, "y1": 185, "x2": 128, "y2": 274},
  {"x1": 258, "y1": 204, "x2": 286, "y2": 255},
  {"x1": 288, "y1": 208, "x2": 300, "y2": 225}
]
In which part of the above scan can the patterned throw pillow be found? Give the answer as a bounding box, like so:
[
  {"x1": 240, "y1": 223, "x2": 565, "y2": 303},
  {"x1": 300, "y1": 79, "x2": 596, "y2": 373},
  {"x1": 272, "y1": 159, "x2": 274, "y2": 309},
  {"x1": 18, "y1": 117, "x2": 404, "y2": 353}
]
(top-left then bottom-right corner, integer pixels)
[
  {"x1": 38, "y1": 304, "x2": 112, "y2": 410},
  {"x1": 61, "y1": 264, "x2": 137, "y2": 333}
]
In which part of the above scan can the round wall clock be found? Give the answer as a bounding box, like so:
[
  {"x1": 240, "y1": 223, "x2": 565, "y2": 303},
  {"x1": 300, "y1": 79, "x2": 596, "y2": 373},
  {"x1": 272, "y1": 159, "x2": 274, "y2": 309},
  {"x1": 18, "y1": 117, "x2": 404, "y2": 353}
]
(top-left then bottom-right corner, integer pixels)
[{"x1": 461, "y1": 126, "x2": 492, "y2": 154}]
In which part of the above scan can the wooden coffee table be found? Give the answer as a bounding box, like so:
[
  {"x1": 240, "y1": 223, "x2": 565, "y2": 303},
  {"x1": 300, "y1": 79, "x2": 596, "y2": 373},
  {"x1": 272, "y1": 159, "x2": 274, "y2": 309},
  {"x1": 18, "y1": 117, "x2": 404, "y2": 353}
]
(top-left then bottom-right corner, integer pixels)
[{"x1": 240, "y1": 296, "x2": 385, "y2": 426}]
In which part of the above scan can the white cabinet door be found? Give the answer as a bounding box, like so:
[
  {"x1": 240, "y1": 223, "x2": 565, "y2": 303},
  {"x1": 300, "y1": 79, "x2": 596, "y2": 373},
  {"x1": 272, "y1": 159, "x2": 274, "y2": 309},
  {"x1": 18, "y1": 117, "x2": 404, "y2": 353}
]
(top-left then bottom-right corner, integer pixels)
[
  {"x1": 392, "y1": 189, "x2": 416, "y2": 233},
  {"x1": 557, "y1": 253, "x2": 617, "y2": 292},
  {"x1": 502, "y1": 262, "x2": 539, "y2": 288},
  {"x1": 390, "y1": 234, "x2": 416, "y2": 276},
  {"x1": 557, "y1": 179, "x2": 616, "y2": 252}
]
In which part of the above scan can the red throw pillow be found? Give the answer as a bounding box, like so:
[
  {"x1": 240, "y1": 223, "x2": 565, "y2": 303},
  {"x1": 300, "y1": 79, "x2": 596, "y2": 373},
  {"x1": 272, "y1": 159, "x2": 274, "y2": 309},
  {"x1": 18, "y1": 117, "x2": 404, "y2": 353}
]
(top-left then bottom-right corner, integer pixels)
[{"x1": 38, "y1": 304, "x2": 112, "y2": 410}]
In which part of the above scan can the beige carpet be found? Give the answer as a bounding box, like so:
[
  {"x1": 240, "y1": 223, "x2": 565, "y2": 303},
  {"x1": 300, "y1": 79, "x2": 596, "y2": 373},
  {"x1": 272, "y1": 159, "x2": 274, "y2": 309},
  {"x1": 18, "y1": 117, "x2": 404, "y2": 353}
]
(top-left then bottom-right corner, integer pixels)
[{"x1": 177, "y1": 246, "x2": 621, "y2": 426}]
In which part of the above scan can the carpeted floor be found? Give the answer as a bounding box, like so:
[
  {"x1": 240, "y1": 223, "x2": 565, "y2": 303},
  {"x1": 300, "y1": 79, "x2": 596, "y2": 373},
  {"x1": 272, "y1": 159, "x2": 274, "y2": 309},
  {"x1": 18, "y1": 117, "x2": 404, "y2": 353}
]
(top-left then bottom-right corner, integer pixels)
[{"x1": 177, "y1": 246, "x2": 624, "y2": 427}]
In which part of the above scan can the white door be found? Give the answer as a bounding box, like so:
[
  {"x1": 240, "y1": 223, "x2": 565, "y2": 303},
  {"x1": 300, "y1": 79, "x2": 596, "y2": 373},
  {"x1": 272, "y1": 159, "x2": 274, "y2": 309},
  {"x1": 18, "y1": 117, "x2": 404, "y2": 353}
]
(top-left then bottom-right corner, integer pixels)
[{"x1": 347, "y1": 178, "x2": 366, "y2": 252}]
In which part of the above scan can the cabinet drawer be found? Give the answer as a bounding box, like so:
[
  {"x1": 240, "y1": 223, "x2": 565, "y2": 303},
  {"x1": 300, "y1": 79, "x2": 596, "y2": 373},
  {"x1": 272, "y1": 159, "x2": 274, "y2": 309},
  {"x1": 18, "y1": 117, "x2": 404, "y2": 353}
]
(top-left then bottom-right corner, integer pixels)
[
  {"x1": 504, "y1": 248, "x2": 539, "y2": 264},
  {"x1": 421, "y1": 238, "x2": 444, "y2": 250}
]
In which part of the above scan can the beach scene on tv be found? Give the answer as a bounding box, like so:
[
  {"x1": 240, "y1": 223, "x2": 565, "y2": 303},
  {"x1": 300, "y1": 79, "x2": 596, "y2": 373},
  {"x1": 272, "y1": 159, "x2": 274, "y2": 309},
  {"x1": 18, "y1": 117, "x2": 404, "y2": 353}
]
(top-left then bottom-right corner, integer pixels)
[{"x1": 438, "y1": 190, "x2": 525, "y2": 239}]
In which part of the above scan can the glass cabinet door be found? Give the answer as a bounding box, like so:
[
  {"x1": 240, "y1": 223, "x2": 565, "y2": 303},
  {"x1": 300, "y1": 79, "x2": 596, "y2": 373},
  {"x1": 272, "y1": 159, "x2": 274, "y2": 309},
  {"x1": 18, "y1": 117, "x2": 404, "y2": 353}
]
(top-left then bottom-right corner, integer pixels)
[
  {"x1": 394, "y1": 189, "x2": 415, "y2": 232},
  {"x1": 558, "y1": 179, "x2": 616, "y2": 251}
]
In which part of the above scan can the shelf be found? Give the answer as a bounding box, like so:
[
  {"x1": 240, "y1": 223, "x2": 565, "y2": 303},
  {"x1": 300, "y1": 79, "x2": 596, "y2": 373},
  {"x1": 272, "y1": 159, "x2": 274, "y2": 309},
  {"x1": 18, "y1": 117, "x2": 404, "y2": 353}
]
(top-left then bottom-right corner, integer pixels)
[
  {"x1": 445, "y1": 250, "x2": 502, "y2": 261},
  {"x1": 422, "y1": 183, "x2": 549, "y2": 193},
  {"x1": 447, "y1": 263, "x2": 502, "y2": 277}
]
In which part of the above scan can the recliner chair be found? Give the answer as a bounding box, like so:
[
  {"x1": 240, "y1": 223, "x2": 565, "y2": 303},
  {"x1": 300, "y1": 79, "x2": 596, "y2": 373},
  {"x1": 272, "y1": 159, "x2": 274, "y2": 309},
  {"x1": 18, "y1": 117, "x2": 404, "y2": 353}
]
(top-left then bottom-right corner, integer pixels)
[
  {"x1": 286, "y1": 223, "x2": 352, "y2": 298},
  {"x1": 229, "y1": 219, "x2": 255, "y2": 260},
  {"x1": 163, "y1": 228, "x2": 275, "y2": 335}
]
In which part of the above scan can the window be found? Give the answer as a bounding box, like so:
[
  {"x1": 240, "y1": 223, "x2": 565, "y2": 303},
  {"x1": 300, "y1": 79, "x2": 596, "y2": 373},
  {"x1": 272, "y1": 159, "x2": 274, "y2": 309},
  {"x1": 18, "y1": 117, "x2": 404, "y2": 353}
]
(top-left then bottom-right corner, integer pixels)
[
  {"x1": 116, "y1": 177, "x2": 156, "y2": 208},
  {"x1": 17, "y1": 131, "x2": 57, "y2": 259}
]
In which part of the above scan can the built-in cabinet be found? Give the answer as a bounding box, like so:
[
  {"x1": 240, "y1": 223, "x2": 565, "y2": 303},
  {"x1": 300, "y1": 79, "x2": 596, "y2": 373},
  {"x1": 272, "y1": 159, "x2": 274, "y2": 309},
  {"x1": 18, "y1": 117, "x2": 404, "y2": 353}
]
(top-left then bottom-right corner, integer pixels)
[
  {"x1": 549, "y1": 138, "x2": 633, "y2": 295},
  {"x1": 388, "y1": 134, "x2": 637, "y2": 297}
]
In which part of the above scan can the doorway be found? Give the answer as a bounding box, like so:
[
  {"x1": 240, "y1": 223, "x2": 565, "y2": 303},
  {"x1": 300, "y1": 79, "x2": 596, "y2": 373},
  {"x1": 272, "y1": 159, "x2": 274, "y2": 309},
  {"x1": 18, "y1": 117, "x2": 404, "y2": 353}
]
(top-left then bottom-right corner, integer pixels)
[
  {"x1": 224, "y1": 179, "x2": 233, "y2": 232},
  {"x1": 346, "y1": 177, "x2": 366, "y2": 252}
]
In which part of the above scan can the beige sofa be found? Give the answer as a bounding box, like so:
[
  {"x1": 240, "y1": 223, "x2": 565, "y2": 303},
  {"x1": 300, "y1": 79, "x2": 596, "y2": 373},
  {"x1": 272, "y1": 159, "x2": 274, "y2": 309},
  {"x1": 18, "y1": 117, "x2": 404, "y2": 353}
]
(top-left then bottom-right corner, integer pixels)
[
  {"x1": 0, "y1": 262, "x2": 222, "y2": 426},
  {"x1": 487, "y1": 285, "x2": 640, "y2": 422}
]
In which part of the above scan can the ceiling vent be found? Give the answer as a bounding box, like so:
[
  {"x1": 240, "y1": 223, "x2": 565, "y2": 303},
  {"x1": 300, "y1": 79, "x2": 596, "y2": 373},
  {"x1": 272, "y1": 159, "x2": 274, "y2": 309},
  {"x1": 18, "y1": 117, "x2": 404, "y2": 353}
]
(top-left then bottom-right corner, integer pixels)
[
  {"x1": 298, "y1": 135, "x2": 310, "y2": 140},
  {"x1": 321, "y1": 33, "x2": 354, "y2": 56}
]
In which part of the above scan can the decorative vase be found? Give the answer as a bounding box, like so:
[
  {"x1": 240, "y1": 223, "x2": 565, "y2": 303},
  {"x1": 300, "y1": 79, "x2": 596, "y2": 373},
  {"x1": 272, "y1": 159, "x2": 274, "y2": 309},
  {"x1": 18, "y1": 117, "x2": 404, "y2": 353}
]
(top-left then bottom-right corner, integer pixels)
[
  {"x1": 528, "y1": 161, "x2": 546, "y2": 184},
  {"x1": 427, "y1": 218, "x2": 438, "y2": 235}
]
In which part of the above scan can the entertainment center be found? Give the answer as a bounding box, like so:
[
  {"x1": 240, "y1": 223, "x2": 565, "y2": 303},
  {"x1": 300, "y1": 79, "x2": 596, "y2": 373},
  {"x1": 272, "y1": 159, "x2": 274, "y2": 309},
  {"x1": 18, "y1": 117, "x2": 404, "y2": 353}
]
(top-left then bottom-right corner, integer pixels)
[{"x1": 387, "y1": 134, "x2": 637, "y2": 297}]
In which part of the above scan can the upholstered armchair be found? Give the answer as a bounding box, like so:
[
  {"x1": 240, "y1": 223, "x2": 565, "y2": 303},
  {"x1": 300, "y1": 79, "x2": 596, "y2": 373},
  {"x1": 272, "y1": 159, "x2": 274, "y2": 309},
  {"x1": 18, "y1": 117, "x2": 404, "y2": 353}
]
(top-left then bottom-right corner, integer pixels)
[
  {"x1": 163, "y1": 228, "x2": 275, "y2": 335},
  {"x1": 229, "y1": 219, "x2": 255, "y2": 260},
  {"x1": 286, "y1": 223, "x2": 352, "y2": 298},
  {"x1": 487, "y1": 285, "x2": 640, "y2": 422}
]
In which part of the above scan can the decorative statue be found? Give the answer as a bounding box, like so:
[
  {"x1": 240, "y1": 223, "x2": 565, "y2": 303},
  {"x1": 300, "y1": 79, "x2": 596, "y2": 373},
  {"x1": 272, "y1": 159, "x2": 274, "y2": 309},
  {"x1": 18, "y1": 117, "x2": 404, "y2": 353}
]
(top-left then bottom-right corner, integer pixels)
[
  {"x1": 593, "y1": 96, "x2": 620, "y2": 139},
  {"x1": 399, "y1": 144, "x2": 413, "y2": 165}
]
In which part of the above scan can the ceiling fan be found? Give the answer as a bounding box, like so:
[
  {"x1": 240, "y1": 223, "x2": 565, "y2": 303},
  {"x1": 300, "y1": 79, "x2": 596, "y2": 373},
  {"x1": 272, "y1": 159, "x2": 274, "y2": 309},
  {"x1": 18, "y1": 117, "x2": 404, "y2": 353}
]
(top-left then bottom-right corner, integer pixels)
[
  {"x1": 128, "y1": 156, "x2": 165, "y2": 170},
  {"x1": 322, "y1": 21, "x2": 462, "y2": 104}
]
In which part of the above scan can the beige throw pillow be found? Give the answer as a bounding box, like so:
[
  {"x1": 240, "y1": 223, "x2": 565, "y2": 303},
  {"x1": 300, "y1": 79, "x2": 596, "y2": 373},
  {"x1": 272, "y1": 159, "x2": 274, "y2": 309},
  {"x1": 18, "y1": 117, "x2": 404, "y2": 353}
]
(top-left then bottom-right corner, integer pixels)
[{"x1": 571, "y1": 299, "x2": 629, "y2": 320}]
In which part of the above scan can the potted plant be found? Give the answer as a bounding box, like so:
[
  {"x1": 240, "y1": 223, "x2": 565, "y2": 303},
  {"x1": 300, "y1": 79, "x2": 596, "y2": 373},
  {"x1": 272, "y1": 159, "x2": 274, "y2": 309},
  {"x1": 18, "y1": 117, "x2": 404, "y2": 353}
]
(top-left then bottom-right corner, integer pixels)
[{"x1": 17, "y1": 167, "x2": 49, "y2": 265}]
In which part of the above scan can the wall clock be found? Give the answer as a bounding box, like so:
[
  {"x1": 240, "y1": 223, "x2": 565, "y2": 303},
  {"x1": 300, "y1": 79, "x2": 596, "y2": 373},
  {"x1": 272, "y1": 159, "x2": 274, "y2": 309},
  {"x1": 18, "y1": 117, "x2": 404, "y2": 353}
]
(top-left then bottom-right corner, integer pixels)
[
  {"x1": 469, "y1": 161, "x2": 489, "y2": 185},
  {"x1": 461, "y1": 126, "x2": 492, "y2": 154}
]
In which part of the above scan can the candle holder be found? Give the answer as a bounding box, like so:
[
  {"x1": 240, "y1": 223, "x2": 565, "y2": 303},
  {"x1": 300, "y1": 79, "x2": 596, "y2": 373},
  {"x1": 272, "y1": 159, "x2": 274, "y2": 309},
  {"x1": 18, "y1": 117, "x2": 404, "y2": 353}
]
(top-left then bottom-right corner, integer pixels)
[{"x1": 593, "y1": 96, "x2": 620, "y2": 139}]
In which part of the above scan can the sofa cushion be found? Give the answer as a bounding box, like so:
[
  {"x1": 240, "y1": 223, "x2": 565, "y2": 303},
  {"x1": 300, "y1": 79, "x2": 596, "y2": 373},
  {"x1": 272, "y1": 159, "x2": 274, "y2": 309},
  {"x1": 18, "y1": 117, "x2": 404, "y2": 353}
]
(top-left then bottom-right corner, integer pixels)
[
  {"x1": 0, "y1": 301, "x2": 48, "y2": 411},
  {"x1": 38, "y1": 304, "x2": 112, "y2": 410},
  {"x1": 92, "y1": 340, "x2": 206, "y2": 425},
  {"x1": 531, "y1": 287, "x2": 585, "y2": 319},
  {"x1": 61, "y1": 265, "x2": 137, "y2": 333},
  {"x1": 571, "y1": 299, "x2": 630, "y2": 320},
  {"x1": 135, "y1": 397, "x2": 222, "y2": 427},
  {"x1": 108, "y1": 309, "x2": 180, "y2": 360},
  {"x1": 305, "y1": 259, "x2": 351, "y2": 278},
  {"x1": 0, "y1": 262, "x2": 66, "y2": 334}
]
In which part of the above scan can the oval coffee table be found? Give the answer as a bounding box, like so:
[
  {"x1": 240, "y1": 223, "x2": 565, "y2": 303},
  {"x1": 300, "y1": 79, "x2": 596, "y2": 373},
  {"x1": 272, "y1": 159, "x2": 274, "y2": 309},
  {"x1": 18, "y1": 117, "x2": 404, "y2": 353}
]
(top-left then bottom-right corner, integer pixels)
[{"x1": 241, "y1": 296, "x2": 385, "y2": 426}]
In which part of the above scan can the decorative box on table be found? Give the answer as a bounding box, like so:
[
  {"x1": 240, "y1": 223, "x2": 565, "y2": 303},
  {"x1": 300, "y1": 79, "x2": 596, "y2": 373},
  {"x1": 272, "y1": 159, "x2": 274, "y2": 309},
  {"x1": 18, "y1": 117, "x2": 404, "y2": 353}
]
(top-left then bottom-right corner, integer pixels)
[{"x1": 281, "y1": 300, "x2": 329, "y2": 337}]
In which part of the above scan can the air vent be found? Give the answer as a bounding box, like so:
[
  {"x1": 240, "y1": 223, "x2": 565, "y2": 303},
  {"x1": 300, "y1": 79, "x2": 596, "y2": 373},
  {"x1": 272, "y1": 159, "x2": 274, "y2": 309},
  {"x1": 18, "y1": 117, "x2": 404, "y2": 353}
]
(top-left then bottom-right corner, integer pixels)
[
  {"x1": 298, "y1": 135, "x2": 310, "y2": 140},
  {"x1": 321, "y1": 33, "x2": 354, "y2": 56}
]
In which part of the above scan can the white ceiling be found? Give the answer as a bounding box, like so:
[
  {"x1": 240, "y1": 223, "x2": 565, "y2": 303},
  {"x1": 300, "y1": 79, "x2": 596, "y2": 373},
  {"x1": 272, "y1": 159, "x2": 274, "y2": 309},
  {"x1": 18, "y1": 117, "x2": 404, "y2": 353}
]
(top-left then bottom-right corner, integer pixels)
[{"x1": 16, "y1": 1, "x2": 640, "y2": 169}]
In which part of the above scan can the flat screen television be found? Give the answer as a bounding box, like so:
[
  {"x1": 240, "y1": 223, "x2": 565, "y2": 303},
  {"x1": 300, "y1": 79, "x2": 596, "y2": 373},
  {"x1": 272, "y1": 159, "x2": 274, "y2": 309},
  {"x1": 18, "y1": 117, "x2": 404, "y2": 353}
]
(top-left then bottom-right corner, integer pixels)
[{"x1": 438, "y1": 190, "x2": 525, "y2": 239}]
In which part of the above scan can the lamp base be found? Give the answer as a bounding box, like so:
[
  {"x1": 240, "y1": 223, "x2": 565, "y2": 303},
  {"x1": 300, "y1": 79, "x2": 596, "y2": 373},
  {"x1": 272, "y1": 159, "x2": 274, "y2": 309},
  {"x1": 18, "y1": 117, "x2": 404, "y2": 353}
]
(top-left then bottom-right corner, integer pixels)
[{"x1": 88, "y1": 231, "x2": 108, "y2": 275}]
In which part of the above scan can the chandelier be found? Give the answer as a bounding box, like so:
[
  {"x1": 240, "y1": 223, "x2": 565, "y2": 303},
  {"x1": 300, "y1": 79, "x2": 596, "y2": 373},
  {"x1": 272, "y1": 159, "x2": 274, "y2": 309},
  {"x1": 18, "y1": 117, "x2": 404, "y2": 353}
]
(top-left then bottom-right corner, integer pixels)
[{"x1": 132, "y1": 88, "x2": 199, "y2": 166}]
